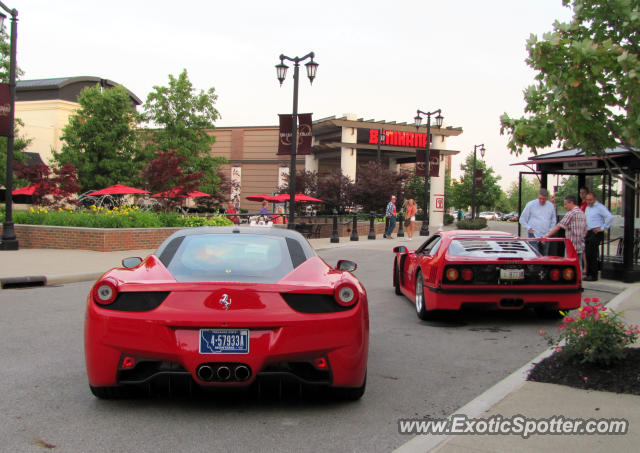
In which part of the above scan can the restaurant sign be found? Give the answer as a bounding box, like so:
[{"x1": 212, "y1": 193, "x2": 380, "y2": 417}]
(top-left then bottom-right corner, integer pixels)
[{"x1": 369, "y1": 129, "x2": 429, "y2": 148}]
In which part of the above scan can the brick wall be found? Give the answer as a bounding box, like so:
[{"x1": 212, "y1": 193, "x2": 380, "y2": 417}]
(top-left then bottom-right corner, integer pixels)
[
  {"x1": 0, "y1": 225, "x2": 181, "y2": 252},
  {"x1": 0, "y1": 221, "x2": 424, "y2": 251}
]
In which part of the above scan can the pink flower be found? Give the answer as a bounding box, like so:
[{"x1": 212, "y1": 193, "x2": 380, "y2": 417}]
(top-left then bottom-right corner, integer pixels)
[
  {"x1": 592, "y1": 297, "x2": 600, "y2": 303},
  {"x1": 583, "y1": 298, "x2": 591, "y2": 303},
  {"x1": 558, "y1": 324, "x2": 567, "y2": 331},
  {"x1": 555, "y1": 346, "x2": 563, "y2": 352},
  {"x1": 583, "y1": 376, "x2": 588, "y2": 382},
  {"x1": 538, "y1": 329, "x2": 547, "y2": 336},
  {"x1": 563, "y1": 317, "x2": 575, "y2": 323}
]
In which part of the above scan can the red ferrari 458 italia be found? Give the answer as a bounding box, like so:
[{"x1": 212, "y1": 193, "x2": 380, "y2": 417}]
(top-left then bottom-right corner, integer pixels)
[
  {"x1": 85, "y1": 227, "x2": 368, "y2": 400},
  {"x1": 392, "y1": 230, "x2": 582, "y2": 319}
]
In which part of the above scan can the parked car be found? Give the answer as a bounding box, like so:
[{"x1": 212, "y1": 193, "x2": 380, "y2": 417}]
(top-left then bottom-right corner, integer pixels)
[
  {"x1": 478, "y1": 211, "x2": 500, "y2": 220},
  {"x1": 500, "y1": 211, "x2": 518, "y2": 221},
  {"x1": 85, "y1": 227, "x2": 369, "y2": 400},
  {"x1": 392, "y1": 230, "x2": 582, "y2": 320}
]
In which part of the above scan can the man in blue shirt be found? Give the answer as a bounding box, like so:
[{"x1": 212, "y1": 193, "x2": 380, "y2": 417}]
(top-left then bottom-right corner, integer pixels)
[
  {"x1": 384, "y1": 195, "x2": 397, "y2": 239},
  {"x1": 519, "y1": 188, "x2": 557, "y2": 254},
  {"x1": 583, "y1": 192, "x2": 614, "y2": 281}
]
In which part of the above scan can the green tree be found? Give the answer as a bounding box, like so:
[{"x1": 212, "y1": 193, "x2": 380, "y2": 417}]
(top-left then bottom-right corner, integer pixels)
[
  {"x1": 500, "y1": 0, "x2": 640, "y2": 185},
  {"x1": 505, "y1": 178, "x2": 540, "y2": 213},
  {"x1": 142, "y1": 69, "x2": 226, "y2": 197},
  {"x1": 53, "y1": 85, "x2": 142, "y2": 192},
  {"x1": 450, "y1": 154, "x2": 503, "y2": 213}
]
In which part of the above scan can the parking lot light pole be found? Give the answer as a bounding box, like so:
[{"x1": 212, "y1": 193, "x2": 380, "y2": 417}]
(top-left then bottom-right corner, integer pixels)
[
  {"x1": 414, "y1": 109, "x2": 443, "y2": 236},
  {"x1": 0, "y1": 2, "x2": 18, "y2": 251},
  {"x1": 275, "y1": 52, "x2": 318, "y2": 228},
  {"x1": 471, "y1": 144, "x2": 485, "y2": 219}
]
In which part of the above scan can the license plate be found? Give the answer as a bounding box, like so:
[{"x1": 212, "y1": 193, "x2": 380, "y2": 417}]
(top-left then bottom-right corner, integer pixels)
[
  {"x1": 199, "y1": 329, "x2": 249, "y2": 354},
  {"x1": 500, "y1": 268, "x2": 524, "y2": 280}
]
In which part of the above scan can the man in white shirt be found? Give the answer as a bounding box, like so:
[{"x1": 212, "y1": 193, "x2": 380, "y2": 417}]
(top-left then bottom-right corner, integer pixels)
[{"x1": 519, "y1": 188, "x2": 557, "y2": 254}]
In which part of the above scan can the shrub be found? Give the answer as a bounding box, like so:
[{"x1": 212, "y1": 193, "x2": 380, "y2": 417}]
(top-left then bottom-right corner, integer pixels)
[
  {"x1": 8, "y1": 205, "x2": 233, "y2": 228},
  {"x1": 540, "y1": 297, "x2": 640, "y2": 365},
  {"x1": 444, "y1": 213, "x2": 454, "y2": 225},
  {"x1": 455, "y1": 218, "x2": 487, "y2": 230}
]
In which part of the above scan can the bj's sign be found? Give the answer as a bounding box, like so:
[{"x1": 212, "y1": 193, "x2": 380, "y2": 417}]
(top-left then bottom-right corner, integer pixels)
[
  {"x1": 369, "y1": 129, "x2": 429, "y2": 148},
  {"x1": 0, "y1": 83, "x2": 10, "y2": 137}
]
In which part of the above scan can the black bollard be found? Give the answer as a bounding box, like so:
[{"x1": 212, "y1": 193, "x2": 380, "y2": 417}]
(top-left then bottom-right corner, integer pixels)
[
  {"x1": 350, "y1": 213, "x2": 359, "y2": 241},
  {"x1": 330, "y1": 213, "x2": 339, "y2": 243},
  {"x1": 397, "y1": 213, "x2": 405, "y2": 238},
  {"x1": 368, "y1": 211, "x2": 376, "y2": 240}
]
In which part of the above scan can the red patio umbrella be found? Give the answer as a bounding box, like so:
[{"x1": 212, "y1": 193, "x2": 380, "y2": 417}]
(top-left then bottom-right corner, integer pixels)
[
  {"x1": 12, "y1": 184, "x2": 39, "y2": 195},
  {"x1": 152, "y1": 189, "x2": 210, "y2": 198},
  {"x1": 12, "y1": 183, "x2": 61, "y2": 196},
  {"x1": 87, "y1": 184, "x2": 150, "y2": 196},
  {"x1": 246, "y1": 194, "x2": 279, "y2": 202},
  {"x1": 272, "y1": 193, "x2": 324, "y2": 203}
]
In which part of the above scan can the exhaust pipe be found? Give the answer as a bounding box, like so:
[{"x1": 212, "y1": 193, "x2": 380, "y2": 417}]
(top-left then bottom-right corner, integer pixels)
[
  {"x1": 234, "y1": 365, "x2": 251, "y2": 381},
  {"x1": 216, "y1": 365, "x2": 231, "y2": 381},
  {"x1": 197, "y1": 365, "x2": 214, "y2": 381}
]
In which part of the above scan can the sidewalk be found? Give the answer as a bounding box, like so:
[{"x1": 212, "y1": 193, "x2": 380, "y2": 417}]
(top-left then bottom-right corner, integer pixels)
[
  {"x1": 1, "y1": 231, "x2": 638, "y2": 453},
  {"x1": 396, "y1": 284, "x2": 640, "y2": 453}
]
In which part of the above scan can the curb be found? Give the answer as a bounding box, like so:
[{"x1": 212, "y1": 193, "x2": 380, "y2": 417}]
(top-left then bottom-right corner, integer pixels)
[{"x1": 394, "y1": 285, "x2": 640, "y2": 453}]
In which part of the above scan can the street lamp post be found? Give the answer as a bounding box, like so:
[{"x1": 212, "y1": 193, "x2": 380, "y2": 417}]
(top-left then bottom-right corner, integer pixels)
[
  {"x1": 0, "y1": 2, "x2": 18, "y2": 250},
  {"x1": 376, "y1": 128, "x2": 386, "y2": 166},
  {"x1": 275, "y1": 52, "x2": 318, "y2": 228},
  {"x1": 414, "y1": 109, "x2": 443, "y2": 236},
  {"x1": 471, "y1": 143, "x2": 485, "y2": 219}
]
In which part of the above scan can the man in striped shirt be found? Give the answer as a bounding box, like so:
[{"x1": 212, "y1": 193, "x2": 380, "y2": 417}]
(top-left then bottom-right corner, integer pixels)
[{"x1": 544, "y1": 195, "x2": 587, "y2": 271}]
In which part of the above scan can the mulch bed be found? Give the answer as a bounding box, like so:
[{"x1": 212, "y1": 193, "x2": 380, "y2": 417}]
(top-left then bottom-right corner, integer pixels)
[{"x1": 527, "y1": 347, "x2": 640, "y2": 395}]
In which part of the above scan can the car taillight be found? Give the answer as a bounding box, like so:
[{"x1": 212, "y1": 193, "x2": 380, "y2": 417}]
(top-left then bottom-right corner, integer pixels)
[
  {"x1": 334, "y1": 283, "x2": 359, "y2": 307},
  {"x1": 461, "y1": 268, "x2": 474, "y2": 281},
  {"x1": 562, "y1": 268, "x2": 575, "y2": 280},
  {"x1": 92, "y1": 278, "x2": 118, "y2": 305},
  {"x1": 549, "y1": 269, "x2": 561, "y2": 281},
  {"x1": 445, "y1": 268, "x2": 459, "y2": 281}
]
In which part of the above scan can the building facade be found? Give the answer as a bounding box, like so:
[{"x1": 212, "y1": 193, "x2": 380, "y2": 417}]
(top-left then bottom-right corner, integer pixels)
[{"x1": 15, "y1": 78, "x2": 462, "y2": 227}]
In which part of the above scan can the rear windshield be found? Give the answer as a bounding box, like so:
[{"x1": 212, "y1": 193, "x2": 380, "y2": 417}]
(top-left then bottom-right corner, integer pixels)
[
  {"x1": 447, "y1": 239, "x2": 540, "y2": 258},
  {"x1": 166, "y1": 234, "x2": 294, "y2": 283}
]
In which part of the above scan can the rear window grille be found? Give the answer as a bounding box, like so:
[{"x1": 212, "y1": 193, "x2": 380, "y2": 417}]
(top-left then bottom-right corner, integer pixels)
[
  {"x1": 100, "y1": 292, "x2": 170, "y2": 312},
  {"x1": 281, "y1": 293, "x2": 353, "y2": 313}
]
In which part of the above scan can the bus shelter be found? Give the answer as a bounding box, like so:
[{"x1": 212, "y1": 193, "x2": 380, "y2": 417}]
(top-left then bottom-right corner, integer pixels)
[{"x1": 513, "y1": 147, "x2": 640, "y2": 283}]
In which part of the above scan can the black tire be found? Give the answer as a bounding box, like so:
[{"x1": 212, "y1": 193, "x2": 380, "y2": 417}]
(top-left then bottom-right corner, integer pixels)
[
  {"x1": 90, "y1": 385, "x2": 139, "y2": 399},
  {"x1": 394, "y1": 260, "x2": 402, "y2": 295},
  {"x1": 535, "y1": 307, "x2": 563, "y2": 319},
  {"x1": 415, "y1": 270, "x2": 435, "y2": 320},
  {"x1": 331, "y1": 373, "x2": 366, "y2": 401}
]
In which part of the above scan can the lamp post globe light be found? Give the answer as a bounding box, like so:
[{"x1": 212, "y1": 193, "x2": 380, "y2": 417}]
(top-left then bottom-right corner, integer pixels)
[
  {"x1": 275, "y1": 52, "x2": 318, "y2": 228},
  {"x1": 414, "y1": 109, "x2": 443, "y2": 236},
  {"x1": 0, "y1": 2, "x2": 18, "y2": 251},
  {"x1": 471, "y1": 143, "x2": 485, "y2": 219}
]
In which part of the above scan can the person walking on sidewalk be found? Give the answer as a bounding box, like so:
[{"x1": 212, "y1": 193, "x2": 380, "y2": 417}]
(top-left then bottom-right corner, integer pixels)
[
  {"x1": 384, "y1": 195, "x2": 397, "y2": 239},
  {"x1": 405, "y1": 199, "x2": 417, "y2": 240},
  {"x1": 583, "y1": 192, "x2": 613, "y2": 281},
  {"x1": 519, "y1": 188, "x2": 557, "y2": 254},
  {"x1": 544, "y1": 195, "x2": 587, "y2": 270}
]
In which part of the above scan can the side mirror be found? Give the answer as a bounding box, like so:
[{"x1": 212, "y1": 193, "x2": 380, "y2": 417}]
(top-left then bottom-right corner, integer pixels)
[
  {"x1": 393, "y1": 246, "x2": 408, "y2": 253},
  {"x1": 336, "y1": 260, "x2": 357, "y2": 272},
  {"x1": 122, "y1": 257, "x2": 143, "y2": 269}
]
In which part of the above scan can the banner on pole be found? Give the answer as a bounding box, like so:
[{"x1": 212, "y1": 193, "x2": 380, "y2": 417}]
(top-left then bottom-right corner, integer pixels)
[
  {"x1": 0, "y1": 83, "x2": 11, "y2": 137},
  {"x1": 475, "y1": 169, "x2": 483, "y2": 188},
  {"x1": 277, "y1": 113, "x2": 313, "y2": 155},
  {"x1": 416, "y1": 149, "x2": 440, "y2": 177}
]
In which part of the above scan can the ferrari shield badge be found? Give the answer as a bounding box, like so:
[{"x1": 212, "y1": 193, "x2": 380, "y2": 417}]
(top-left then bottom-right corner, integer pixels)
[{"x1": 219, "y1": 294, "x2": 232, "y2": 310}]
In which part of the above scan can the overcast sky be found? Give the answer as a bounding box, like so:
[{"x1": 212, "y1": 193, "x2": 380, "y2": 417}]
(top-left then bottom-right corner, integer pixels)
[{"x1": 16, "y1": 0, "x2": 573, "y2": 189}]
